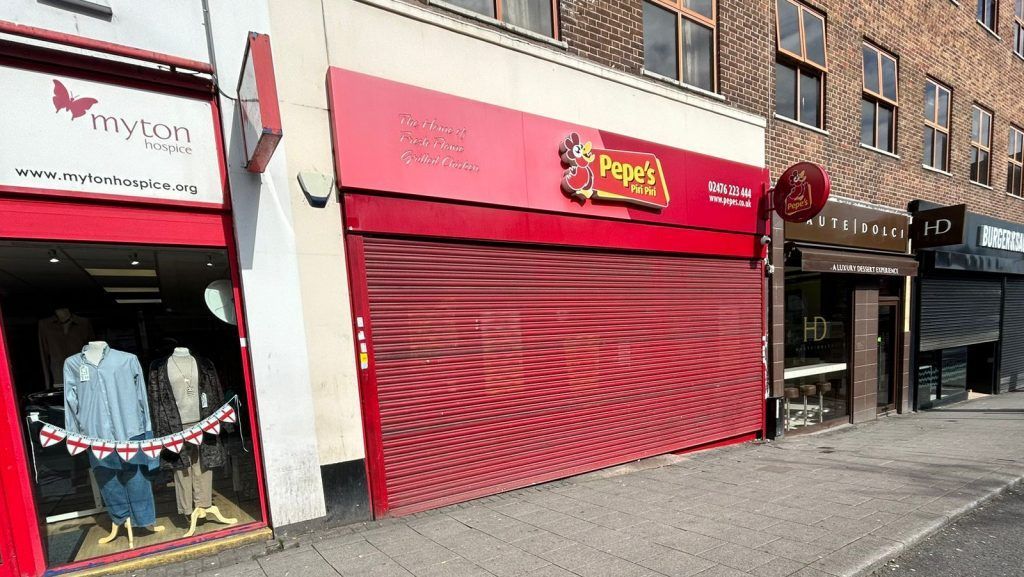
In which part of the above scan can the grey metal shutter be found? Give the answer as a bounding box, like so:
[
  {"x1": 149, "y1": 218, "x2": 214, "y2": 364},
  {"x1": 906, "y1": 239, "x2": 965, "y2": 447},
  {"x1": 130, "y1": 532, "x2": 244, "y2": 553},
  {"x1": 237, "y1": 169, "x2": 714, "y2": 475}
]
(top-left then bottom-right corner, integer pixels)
[
  {"x1": 1000, "y1": 278, "x2": 1024, "y2": 393},
  {"x1": 919, "y1": 277, "x2": 1002, "y2": 351}
]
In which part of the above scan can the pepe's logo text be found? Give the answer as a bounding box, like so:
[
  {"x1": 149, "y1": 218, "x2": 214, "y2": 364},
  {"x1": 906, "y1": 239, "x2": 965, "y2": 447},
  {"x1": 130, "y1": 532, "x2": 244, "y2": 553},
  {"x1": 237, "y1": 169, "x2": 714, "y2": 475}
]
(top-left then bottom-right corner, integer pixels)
[
  {"x1": 52, "y1": 78, "x2": 194, "y2": 156},
  {"x1": 559, "y1": 132, "x2": 669, "y2": 210}
]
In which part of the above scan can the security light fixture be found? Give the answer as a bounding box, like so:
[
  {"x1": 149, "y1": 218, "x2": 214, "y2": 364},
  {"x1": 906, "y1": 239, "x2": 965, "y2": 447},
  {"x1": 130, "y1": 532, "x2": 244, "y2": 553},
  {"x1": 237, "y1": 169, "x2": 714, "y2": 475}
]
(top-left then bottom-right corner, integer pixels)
[
  {"x1": 129, "y1": 253, "x2": 141, "y2": 266},
  {"x1": 48, "y1": 250, "x2": 60, "y2": 264}
]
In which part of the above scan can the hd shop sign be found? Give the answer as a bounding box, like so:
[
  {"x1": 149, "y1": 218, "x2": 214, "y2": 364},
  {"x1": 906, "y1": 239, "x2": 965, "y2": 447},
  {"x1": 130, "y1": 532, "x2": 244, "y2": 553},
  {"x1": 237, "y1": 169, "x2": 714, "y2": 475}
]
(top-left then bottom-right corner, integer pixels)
[{"x1": 0, "y1": 65, "x2": 223, "y2": 207}]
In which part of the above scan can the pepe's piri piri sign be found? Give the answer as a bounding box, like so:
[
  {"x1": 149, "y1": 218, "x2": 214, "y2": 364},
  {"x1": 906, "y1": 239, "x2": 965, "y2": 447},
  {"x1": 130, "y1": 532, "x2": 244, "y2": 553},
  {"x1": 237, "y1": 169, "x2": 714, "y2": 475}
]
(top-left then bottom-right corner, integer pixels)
[
  {"x1": 772, "y1": 162, "x2": 830, "y2": 222},
  {"x1": 559, "y1": 132, "x2": 669, "y2": 210},
  {"x1": 327, "y1": 68, "x2": 768, "y2": 235}
]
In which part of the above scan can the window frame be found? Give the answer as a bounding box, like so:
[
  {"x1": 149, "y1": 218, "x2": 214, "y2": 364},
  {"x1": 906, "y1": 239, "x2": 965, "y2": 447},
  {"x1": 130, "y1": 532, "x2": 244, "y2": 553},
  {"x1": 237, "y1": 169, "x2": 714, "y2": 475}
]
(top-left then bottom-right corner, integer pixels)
[
  {"x1": 774, "y1": 0, "x2": 827, "y2": 128},
  {"x1": 970, "y1": 104, "x2": 994, "y2": 186},
  {"x1": 978, "y1": 0, "x2": 1000, "y2": 33},
  {"x1": 775, "y1": 0, "x2": 828, "y2": 72},
  {"x1": 923, "y1": 79, "x2": 952, "y2": 172},
  {"x1": 445, "y1": 0, "x2": 561, "y2": 39},
  {"x1": 1007, "y1": 125, "x2": 1024, "y2": 197},
  {"x1": 1014, "y1": 0, "x2": 1024, "y2": 57},
  {"x1": 860, "y1": 42, "x2": 899, "y2": 153},
  {"x1": 645, "y1": 0, "x2": 719, "y2": 92}
]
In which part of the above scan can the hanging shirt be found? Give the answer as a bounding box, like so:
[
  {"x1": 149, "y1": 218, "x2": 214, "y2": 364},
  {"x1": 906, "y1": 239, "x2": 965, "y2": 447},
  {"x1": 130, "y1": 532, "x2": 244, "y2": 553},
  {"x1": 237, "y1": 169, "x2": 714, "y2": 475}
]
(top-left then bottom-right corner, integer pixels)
[
  {"x1": 63, "y1": 344, "x2": 152, "y2": 442},
  {"x1": 38, "y1": 315, "x2": 94, "y2": 388}
]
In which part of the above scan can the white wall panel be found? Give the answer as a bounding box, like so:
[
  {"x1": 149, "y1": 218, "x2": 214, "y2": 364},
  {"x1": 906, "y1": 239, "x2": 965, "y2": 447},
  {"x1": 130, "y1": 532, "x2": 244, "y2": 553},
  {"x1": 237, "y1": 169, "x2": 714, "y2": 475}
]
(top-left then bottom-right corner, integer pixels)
[{"x1": 0, "y1": 0, "x2": 209, "y2": 65}]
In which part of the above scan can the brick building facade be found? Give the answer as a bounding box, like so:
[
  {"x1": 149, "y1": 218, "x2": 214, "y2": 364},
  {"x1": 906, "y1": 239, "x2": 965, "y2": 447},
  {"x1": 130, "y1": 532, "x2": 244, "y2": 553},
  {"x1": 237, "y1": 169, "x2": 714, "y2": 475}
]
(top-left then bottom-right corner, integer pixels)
[
  {"x1": 759, "y1": 0, "x2": 1024, "y2": 430},
  {"x1": 377, "y1": 0, "x2": 1023, "y2": 434},
  {"x1": 764, "y1": 0, "x2": 1024, "y2": 218}
]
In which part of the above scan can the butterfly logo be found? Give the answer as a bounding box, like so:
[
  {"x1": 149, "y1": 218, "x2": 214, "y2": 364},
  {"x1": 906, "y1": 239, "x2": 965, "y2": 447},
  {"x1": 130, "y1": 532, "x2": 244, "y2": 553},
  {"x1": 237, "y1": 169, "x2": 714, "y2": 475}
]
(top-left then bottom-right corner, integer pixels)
[{"x1": 52, "y1": 79, "x2": 98, "y2": 120}]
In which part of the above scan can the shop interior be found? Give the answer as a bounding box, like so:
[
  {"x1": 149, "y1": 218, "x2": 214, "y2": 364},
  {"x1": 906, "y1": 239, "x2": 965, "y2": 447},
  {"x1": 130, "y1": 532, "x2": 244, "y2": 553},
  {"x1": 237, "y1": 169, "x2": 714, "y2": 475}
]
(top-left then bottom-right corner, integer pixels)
[
  {"x1": 917, "y1": 342, "x2": 998, "y2": 406},
  {"x1": 783, "y1": 271, "x2": 852, "y2": 431},
  {"x1": 0, "y1": 241, "x2": 261, "y2": 567}
]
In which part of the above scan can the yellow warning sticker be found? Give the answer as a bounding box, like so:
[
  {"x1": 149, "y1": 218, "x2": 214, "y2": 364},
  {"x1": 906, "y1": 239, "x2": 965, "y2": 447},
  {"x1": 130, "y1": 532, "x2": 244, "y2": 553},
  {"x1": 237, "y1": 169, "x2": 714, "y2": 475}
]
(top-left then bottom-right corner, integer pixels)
[{"x1": 359, "y1": 352, "x2": 369, "y2": 369}]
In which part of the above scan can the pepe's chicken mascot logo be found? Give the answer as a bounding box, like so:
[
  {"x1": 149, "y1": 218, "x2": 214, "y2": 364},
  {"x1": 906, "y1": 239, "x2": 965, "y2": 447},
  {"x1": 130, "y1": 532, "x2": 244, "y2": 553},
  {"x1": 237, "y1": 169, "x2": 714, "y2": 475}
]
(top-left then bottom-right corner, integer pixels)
[
  {"x1": 560, "y1": 132, "x2": 596, "y2": 202},
  {"x1": 784, "y1": 169, "x2": 813, "y2": 216}
]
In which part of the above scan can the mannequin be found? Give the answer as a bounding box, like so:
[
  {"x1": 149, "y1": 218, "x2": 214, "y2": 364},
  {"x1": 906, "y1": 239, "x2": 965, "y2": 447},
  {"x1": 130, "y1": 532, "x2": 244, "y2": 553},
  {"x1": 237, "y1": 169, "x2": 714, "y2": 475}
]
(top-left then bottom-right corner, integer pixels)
[
  {"x1": 64, "y1": 341, "x2": 164, "y2": 549},
  {"x1": 38, "y1": 308, "x2": 94, "y2": 389},
  {"x1": 83, "y1": 340, "x2": 104, "y2": 365},
  {"x1": 150, "y1": 347, "x2": 235, "y2": 537}
]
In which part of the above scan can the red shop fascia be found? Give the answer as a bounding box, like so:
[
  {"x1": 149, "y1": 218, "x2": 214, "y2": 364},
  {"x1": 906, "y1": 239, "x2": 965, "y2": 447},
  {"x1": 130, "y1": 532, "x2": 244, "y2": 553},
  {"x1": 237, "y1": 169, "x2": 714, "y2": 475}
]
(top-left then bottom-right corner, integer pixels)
[
  {"x1": 0, "y1": 29, "x2": 269, "y2": 576},
  {"x1": 328, "y1": 68, "x2": 773, "y2": 518}
]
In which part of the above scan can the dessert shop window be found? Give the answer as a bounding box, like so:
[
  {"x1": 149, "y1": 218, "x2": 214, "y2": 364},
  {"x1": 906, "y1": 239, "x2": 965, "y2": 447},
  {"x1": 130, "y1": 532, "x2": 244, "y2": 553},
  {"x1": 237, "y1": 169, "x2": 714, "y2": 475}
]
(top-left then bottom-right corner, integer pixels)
[
  {"x1": 782, "y1": 272, "x2": 852, "y2": 431},
  {"x1": 978, "y1": 0, "x2": 999, "y2": 33},
  {"x1": 643, "y1": 0, "x2": 717, "y2": 91},
  {"x1": 2, "y1": 242, "x2": 261, "y2": 568},
  {"x1": 861, "y1": 42, "x2": 898, "y2": 153},
  {"x1": 1009, "y1": 125, "x2": 1024, "y2": 197},
  {"x1": 970, "y1": 105, "x2": 993, "y2": 186},
  {"x1": 774, "y1": 0, "x2": 827, "y2": 128},
  {"x1": 924, "y1": 79, "x2": 951, "y2": 172},
  {"x1": 446, "y1": 0, "x2": 557, "y2": 37}
]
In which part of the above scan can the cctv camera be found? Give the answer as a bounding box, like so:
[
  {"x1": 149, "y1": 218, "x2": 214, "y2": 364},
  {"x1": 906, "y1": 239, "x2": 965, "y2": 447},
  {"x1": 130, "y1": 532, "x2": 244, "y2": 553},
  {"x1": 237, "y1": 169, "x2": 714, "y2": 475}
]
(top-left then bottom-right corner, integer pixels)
[{"x1": 760, "y1": 235, "x2": 772, "y2": 245}]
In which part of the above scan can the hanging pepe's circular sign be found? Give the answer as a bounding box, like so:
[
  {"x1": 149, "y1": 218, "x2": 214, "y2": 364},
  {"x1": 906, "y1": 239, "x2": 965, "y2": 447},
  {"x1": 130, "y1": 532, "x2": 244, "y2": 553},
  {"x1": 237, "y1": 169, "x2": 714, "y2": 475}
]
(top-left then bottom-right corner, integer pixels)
[{"x1": 773, "y1": 162, "x2": 831, "y2": 222}]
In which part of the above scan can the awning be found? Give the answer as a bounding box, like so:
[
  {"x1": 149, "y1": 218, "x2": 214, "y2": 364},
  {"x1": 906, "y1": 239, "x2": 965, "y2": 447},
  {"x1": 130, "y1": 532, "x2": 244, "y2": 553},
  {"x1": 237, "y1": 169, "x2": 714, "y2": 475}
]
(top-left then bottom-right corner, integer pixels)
[
  {"x1": 928, "y1": 249, "x2": 1024, "y2": 275},
  {"x1": 796, "y1": 247, "x2": 918, "y2": 277}
]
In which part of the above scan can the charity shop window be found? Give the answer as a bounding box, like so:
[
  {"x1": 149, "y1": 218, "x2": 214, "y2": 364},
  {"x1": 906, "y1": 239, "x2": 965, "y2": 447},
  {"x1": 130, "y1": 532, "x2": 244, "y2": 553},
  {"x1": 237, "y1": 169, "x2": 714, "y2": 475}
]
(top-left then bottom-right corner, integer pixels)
[
  {"x1": 923, "y1": 79, "x2": 951, "y2": 172},
  {"x1": 1007, "y1": 125, "x2": 1024, "y2": 197},
  {"x1": 447, "y1": 0, "x2": 557, "y2": 37},
  {"x1": 10, "y1": 242, "x2": 262, "y2": 568},
  {"x1": 978, "y1": 0, "x2": 999, "y2": 33},
  {"x1": 970, "y1": 105, "x2": 994, "y2": 185},
  {"x1": 861, "y1": 42, "x2": 898, "y2": 153},
  {"x1": 774, "y1": 0, "x2": 827, "y2": 128},
  {"x1": 643, "y1": 0, "x2": 717, "y2": 92}
]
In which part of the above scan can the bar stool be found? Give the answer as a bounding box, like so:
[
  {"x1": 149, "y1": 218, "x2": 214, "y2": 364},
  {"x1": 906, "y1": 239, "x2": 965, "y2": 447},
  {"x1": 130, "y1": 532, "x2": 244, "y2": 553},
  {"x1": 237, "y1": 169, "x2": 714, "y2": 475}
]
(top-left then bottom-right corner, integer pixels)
[
  {"x1": 799, "y1": 384, "x2": 817, "y2": 426},
  {"x1": 816, "y1": 381, "x2": 832, "y2": 424},
  {"x1": 784, "y1": 386, "x2": 800, "y2": 430}
]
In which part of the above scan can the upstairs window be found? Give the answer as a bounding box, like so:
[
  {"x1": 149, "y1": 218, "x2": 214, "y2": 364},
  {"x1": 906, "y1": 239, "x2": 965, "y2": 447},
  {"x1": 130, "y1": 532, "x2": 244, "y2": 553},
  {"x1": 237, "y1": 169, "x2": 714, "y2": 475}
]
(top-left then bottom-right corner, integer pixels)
[
  {"x1": 978, "y1": 0, "x2": 999, "y2": 33},
  {"x1": 774, "y1": 0, "x2": 827, "y2": 128},
  {"x1": 448, "y1": 0, "x2": 557, "y2": 37},
  {"x1": 1014, "y1": 0, "x2": 1024, "y2": 57},
  {"x1": 861, "y1": 43, "x2": 898, "y2": 153},
  {"x1": 1008, "y1": 126, "x2": 1024, "y2": 197},
  {"x1": 970, "y1": 105, "x2": 993, "y2": 185},
  {"x1": 643, "y1": 0, "x2": 717, "y2": 91},
  {"x1": 924, "y1": 79, "x2": 951, "y2": 171}
]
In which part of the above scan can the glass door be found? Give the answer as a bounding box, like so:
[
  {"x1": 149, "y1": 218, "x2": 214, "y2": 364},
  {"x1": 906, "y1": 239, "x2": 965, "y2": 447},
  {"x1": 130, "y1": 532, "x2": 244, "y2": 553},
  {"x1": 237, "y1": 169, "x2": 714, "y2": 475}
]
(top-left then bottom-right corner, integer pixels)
[{"x1": 877, "y1": 301, "x2": 899, "y2": 412}]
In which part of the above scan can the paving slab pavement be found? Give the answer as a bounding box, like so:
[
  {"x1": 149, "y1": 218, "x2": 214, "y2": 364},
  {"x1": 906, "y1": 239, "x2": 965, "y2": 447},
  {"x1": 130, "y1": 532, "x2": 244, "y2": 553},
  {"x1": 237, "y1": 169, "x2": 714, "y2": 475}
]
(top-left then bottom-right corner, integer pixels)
[{"x1": 110, "y1": 393, "x2": 1024, "y2": 577}]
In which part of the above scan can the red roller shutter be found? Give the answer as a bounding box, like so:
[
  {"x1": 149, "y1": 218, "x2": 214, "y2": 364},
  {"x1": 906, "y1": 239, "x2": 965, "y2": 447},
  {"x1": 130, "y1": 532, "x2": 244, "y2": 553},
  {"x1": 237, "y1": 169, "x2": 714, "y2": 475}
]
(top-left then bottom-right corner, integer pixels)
[{"x1": 360, "y1": 236, "x2": 764, "y2": 515}]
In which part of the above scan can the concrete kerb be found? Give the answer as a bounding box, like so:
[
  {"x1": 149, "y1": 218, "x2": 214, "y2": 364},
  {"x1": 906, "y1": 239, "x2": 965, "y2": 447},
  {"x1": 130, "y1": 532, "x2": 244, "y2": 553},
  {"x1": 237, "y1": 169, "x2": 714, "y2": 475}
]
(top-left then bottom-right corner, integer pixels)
[{"x1": 846, "y1": 476, "x2": 1024, "y2": 577}]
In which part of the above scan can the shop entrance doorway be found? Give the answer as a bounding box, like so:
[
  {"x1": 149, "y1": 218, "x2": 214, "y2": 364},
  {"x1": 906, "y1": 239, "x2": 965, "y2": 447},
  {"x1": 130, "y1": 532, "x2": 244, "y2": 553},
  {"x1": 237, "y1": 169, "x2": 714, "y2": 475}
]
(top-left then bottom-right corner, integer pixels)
[{"x1": 877, "y1": 300, "x2": 900, "y2": 413}]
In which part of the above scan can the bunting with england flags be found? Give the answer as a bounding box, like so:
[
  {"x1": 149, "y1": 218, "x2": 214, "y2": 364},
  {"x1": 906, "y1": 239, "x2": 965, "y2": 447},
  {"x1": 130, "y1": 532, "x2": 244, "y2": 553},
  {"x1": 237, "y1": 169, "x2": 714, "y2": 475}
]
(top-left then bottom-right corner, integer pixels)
[
  {"x1": 65, "y1": 433, "x2": 90, "y2": 456},
  {"x1": 163, "y1": 433, "x2": 185, "y2": 454},
  {"x1": 39, "y1": 424, "x2": 66, "y2": 448},
  {"x1": 27, "y1": 397, "x2": 240, "y2": 462},
  {"x1": 140, "y1": 438, "x2": 164, "y2": 459}
]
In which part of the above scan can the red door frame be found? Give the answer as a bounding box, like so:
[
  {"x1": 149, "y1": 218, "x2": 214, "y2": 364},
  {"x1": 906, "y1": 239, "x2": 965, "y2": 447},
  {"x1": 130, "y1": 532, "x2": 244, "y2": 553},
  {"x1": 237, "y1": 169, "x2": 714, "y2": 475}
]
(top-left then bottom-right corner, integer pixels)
[
  {"x1": 0, "y1": 38, "x2": 270, "y2": 577},
  {"x1": 0, "y1": 311, "x2": 24, "y2": 577},
  {"x1": 342, "y1": 192, "x2": 769, "y2": 518}
]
